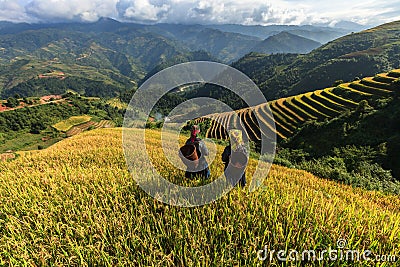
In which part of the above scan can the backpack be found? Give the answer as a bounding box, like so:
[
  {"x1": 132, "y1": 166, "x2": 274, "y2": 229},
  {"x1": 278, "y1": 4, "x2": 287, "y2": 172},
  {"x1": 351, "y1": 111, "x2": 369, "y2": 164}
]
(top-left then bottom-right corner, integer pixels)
[{"x1": 187, "y1": 138, "x2": 202, "y2": 158}]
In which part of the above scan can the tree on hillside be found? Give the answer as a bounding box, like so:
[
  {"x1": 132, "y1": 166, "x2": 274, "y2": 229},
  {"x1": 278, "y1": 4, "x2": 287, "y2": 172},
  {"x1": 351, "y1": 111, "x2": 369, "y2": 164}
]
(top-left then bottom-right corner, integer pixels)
[
  {"x1": 392, "y1": 78, "x2": 400, "y2": 92},
  {"x1": 5, "y1": 97, "x2": 19, "y2": 108},
  {"x1": 30, "y1": 121, "x2": 46, "y2": 134}
]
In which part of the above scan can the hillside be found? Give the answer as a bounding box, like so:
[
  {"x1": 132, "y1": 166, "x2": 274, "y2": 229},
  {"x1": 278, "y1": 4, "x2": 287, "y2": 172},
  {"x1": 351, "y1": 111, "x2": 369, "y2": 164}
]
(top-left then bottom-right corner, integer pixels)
[
  {"x1": 284, "y1": 29, "x2": 346, "y2": 44},
  {"x1": 150, "y1": 26, "x2": 262, "y2": 63},
  {"x1": 139, "y1": 50, "x2": 216, "y2": 86},
  {"x1": 0, "y1": 128, "x2": 398, "y2": 265},
  {"x1": 201, "y1": 69, "x2": 400, "y2": 141},
  {"x1": 195, "y1": 69, "x2": 400, "y2": 191},
  {"x1": 251, "y1": 32, "x2": 321, "y2": 54},
  {"x1": 281, "y1": 93, "x2": 400, "y2": 180},
  {"x1": 0, "y1": 94, "x2": 122, "y2": 153},
  {"x1": 234, "y1": 20, "x2": 400, "y2": 100},
  {"x1": 0, "y1": 27, "x2": 185, "y2": 98}
]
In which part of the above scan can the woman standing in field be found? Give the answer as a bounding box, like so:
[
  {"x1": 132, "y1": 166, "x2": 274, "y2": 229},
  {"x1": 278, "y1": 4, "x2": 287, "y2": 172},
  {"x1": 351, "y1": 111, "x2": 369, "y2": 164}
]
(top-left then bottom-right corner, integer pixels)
[
  {"x1": 222, "y1": 129, "x2": 248, "y2": 187},
  {"x1": 183, "y1": 125, "x2": 210, "y2": 179}
]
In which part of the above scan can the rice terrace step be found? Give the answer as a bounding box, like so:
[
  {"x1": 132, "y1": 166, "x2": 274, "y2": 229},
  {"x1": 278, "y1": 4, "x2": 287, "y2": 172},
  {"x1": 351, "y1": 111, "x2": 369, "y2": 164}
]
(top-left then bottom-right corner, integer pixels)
[{"x1": 196, "y1": 69, "x2": 399, "y2": 142}]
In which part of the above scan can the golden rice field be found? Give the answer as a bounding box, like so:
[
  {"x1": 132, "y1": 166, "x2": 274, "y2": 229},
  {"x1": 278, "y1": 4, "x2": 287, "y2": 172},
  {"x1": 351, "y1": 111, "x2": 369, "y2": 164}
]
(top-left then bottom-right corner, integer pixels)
[
  {"x1": 65, "y1": 120, "x2": 114, "y2": 137},
  {"x1": 0, "y1": 128, "x2": 399, "y2": 266},
  {"x1": 52, "y1": 115, "x2": 92, "y2": 132},
  {"x1": 106, "y1": 98, "x2": 129, "y2": 110}
]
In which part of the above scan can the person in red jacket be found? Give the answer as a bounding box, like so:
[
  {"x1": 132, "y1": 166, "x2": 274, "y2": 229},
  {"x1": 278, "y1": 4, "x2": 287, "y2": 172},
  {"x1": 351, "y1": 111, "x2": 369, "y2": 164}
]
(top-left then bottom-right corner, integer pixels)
[{"x1": 184, "y1": 125, "x2": 210, "y2": 179}]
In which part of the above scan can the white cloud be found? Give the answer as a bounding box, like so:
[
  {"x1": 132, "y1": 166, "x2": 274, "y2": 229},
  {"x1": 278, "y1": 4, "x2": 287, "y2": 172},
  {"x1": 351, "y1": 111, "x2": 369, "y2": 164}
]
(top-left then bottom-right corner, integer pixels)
[
  {"x1": 119, "y1": 0, "x2": 170, "y2": 22},
  {"x1": 116, "y1": 0, "x2": 400, "y2": 26},
  {"x1": 25, "y1": 0, "x2": 118, "y2": 22},
  {"x1": 2, "y1": 0, "x2": 400, "y2": 26},
  {"x1": 0, "y1": 0, "x2": 31, "y2": 22},
  {"x1": 301, "y1": 0, "x2": 396, "y2": 25}
]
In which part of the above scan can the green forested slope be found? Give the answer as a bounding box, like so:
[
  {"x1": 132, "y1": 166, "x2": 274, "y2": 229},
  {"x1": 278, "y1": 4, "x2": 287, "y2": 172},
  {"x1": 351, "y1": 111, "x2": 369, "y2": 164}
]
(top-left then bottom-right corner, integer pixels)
[{"x1": 234, "y1": 20, "x2": 400, "y2": 100}]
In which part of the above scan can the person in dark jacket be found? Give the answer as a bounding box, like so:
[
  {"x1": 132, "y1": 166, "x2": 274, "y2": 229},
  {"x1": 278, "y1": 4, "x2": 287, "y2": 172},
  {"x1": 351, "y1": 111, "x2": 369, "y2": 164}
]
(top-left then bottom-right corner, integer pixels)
[
  {"x1": 222, "y1": 129, "x2": 248, "y2": 187},
  {"x1": 184, "y1": 125, "x2": 210, "y2": 179}
]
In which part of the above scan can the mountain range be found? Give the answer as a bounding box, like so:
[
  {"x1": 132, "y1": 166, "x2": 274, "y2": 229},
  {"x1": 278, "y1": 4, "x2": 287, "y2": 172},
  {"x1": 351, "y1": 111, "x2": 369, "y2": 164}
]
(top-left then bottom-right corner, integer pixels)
[
  {"x1": 207, "y1": 23, "x2": 355, "y2": 43},
  {"x1": 0, "y1": 18, "x2": 399, "y2": 104},
  {"x1": 233, "y1": 20, "x2": 400, "y2": 100},
  {"x1": 251, "y1": 31, "x2": 321, "y2": 54},
  {"x1": 0, "y1": 18, "x2": 358, "y2": 98}
]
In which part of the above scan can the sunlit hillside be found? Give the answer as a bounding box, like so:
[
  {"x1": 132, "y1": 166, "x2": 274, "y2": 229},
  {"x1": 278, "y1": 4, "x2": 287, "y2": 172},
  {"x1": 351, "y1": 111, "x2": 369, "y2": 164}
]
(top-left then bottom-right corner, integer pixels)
[
  {"x1": 0, "y1": 128, "x2": 398, "y2": 265},
  {"x1": 200, "y1": 69, "x2": 400, "y2": 140}
]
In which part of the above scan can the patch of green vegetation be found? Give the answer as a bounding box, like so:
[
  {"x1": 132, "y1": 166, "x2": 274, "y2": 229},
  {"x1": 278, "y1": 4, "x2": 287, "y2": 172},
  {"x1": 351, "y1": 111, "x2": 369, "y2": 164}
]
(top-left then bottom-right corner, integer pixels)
[
  {"x1": 0, "y1": 128, "x2": 63, "y2": 152},
  {"x1": 0, "y1": 95, "x2": 125, "y2": 153},
  {"x1": 273, "y1": 96, "x2": 400, "y2": 194},
  {"x1": 3, "y1": 76, "x2": 124, "y2": 98}
]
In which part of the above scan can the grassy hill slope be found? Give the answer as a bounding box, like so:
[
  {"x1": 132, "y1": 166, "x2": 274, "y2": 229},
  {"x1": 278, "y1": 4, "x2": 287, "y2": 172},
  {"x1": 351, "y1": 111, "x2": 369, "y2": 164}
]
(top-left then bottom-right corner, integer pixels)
[
  {"x1": 0, "y1": 128, "x2": 398, "y2": 265},
  {"x1": 280, "y1": 90, "x2": 400, "y2": 185}
]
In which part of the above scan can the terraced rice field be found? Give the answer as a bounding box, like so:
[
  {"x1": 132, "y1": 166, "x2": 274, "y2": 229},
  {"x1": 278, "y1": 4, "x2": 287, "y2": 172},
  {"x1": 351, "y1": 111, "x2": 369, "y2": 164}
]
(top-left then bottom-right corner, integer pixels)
[
  {"x1": 66, "y1": 120, "x2": 114, "y2": 137},
  {"x1": 197, "y1": 69, "x2": 399, "y2": 141},
  {"x1": 53, "y1": 115, "x2": 92, "y2": 132}
]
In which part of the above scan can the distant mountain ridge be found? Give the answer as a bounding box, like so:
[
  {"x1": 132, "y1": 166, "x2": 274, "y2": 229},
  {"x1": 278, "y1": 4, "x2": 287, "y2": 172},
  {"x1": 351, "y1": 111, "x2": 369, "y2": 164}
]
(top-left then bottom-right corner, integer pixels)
[
  {"x1": 206, "y1": 23, "x2": 352, "y2": 43},
  {"x1": 233, "y1": 20, "x2": 400, "y2": 100},
  {"x1": 0, "y1": 18, "x2": 348, "y2": 98},
  {"x1": 251, "y1": 32, "x2": 321, "y2": 54},
  {"x1": 0, "y1": 18, "x2": 348, "y2": 56}
]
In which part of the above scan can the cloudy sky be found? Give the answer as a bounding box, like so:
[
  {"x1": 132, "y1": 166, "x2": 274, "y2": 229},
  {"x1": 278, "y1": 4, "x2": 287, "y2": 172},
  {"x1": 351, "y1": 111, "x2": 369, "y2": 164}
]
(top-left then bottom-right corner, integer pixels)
[{"x1": 1, "y1": 0, "x2": 399, "y2": 26}]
